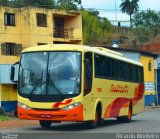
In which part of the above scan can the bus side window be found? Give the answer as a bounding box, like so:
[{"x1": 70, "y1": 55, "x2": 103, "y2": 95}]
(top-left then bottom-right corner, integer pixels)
[{"x1": 84, "y1": 52, "x2": 93, "y2": 96}]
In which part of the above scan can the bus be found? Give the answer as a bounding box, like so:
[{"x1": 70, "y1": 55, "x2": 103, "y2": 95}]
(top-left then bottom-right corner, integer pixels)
[{"x1": 11, "y1": 44, "x2": 144, "y2": 128}]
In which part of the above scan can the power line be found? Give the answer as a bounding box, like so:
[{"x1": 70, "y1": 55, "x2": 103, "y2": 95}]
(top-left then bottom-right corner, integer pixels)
[{"x1": 84, "y1": 8, "x2": 160, "y2": 12}]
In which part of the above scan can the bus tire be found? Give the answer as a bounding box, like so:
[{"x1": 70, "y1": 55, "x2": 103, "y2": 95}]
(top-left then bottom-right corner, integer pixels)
[
  {"x1": 117, "y1": 103, "x2": 132, "y2": 123},
  {"x1": 86, "y1": 105, "x2": 103, "y2": 129},
  {"x1": 86, "y1": 111, "x2": 98, "y2": 129},
  {"x1": 39, "y1": 120, "x2": 52, "y2": 128}
]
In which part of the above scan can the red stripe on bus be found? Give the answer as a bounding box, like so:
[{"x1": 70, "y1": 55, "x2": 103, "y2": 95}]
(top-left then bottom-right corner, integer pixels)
[
  {"x1": 103, "y1": 84, "x2": 144, "y2": 118},
  {"x1": 52, "y1": 99, "x2": 72, "y2": 109},
  {"x1": 104, "y1": 98, "x2": 130, "y2": 118}
]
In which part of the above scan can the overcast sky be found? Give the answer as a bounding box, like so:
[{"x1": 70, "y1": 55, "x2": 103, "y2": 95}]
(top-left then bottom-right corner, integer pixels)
[{"x1": 81, "y1": 0, "x2": 160, "y2": 21}]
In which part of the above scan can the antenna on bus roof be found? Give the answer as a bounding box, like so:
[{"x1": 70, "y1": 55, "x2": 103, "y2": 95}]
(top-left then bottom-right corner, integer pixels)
[{"x1": 95, "y1": 47, "x2": 123, "y2": 56}]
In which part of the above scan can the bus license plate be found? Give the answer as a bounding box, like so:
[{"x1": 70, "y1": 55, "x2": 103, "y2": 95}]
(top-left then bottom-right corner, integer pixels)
[{"x1": 41, "y1": 114, "x2": 52, "y2": 118}]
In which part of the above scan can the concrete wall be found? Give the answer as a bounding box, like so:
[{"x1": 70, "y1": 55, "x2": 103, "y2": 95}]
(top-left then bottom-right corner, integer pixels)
[
  {"x1": 140, "y1": 56, "x2": 156, "y2": 106},
  {"x1": 0, "y1": 6, "x2": 83, "y2": 112}
]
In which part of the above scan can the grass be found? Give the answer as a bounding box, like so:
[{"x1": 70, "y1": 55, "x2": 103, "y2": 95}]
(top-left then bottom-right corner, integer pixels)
[{"x1": 0, "y1": 115, "x2": 9, "y2": 121}]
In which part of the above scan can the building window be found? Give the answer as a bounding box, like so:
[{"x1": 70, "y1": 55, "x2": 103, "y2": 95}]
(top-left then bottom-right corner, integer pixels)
[
  {"x1": 4, "y1": 13, "x2": 15, "y2": 26},
  {"x1": 1, "y1": 43, "x2": 22, "y2": 56},
  {"x1": 84, "y1": 52, "x2": 93, "y2": 96},
  {"x1": 36, "y1": 13, "x2": 47, "y2": 27},
  {"x1": 95, "y1": 54, "x2": 105, "y2": 78},
  {"x1": 148, "y1": 61, "x2": 152, "y2": 71}
]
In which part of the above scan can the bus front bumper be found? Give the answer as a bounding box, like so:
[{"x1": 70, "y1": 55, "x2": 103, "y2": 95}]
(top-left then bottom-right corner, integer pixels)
[{"x1": 18, "y1": 104, "x2": 84, "y2": 122}]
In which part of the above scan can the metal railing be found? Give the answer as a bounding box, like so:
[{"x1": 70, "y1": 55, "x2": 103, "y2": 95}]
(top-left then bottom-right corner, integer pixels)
[{"x1": 53, "y1": 28, "x2": 69, "y2": 38}]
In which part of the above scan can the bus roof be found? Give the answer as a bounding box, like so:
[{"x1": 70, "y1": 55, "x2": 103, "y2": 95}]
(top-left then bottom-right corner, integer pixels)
[{"x1": 22, "y1": 44, "x2": 143, "y2": 67}]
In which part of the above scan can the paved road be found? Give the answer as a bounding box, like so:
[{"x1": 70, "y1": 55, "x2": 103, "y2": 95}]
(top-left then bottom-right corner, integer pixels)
[{"x1": 1, "y1": 107, "x2": 160, "y2": 139}]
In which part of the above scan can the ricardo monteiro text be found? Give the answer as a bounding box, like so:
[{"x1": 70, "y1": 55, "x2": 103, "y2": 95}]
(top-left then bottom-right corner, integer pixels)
[
  {"x1": 136, "y1": 133, "x2": 159, "y2": 139},
  {"x1": 116, "y1": 133, "x2": 160, "y2": 139}
]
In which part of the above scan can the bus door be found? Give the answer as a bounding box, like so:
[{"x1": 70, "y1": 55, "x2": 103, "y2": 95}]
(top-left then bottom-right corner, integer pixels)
[{"x1": 83, "y1": 52, "x2": 93, "y2": 120}]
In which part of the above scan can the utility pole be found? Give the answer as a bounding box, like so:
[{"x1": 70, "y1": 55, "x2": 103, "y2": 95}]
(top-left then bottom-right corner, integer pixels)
[{"x1": 115, "y1": 0, "x2": 117, "y2": 19}]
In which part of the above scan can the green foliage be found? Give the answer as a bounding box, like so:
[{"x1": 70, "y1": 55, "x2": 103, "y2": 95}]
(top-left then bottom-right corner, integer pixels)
[
  {"x1": 0, "y1": 0, "x2": 11, "y2": 6},
  {"x1": 133, "y1": 9, "x2": 160, "y2": 28},
  {"x1": 56, "y1": 0, "x2": 81, "y2": 10},
  {"x1": 0, "y1": 0, "x2": 55, "y2": 8},
  {"x1": 0, "y1": 0, "x2": 7, "y2": 4},
  {"x1": 119, "y1": 34, "x2": 128, "y2": 44},
  {"x1": 120, "y1": 0, "x2": 139, "y2": 16},
  {"x1": 134, "y1": 26, "x2": 153, "y2": 43},
  {"x1": 82, "y1": 10, "x2": 112, "y2": 45},
  {"x1": 132, "y1": 10, "x2": 160, "y2": 44},
  {"x1": 87, "y1": 10, "x2": 100, "y2": 17},
  {"x1": 0, "y1": 115, "x2": 9, "y2": 121},
  {"x1": 120, "y1": 0, "x2": 139, "y2": 27},
  {"x1": 0, "y1": 0, "x2": 81, "y2": 10}
]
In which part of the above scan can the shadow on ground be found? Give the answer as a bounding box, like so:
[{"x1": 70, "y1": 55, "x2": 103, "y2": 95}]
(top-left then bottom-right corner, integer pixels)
[{"x1": 29, "y1": 119, "x2": 140, "y2": 132}]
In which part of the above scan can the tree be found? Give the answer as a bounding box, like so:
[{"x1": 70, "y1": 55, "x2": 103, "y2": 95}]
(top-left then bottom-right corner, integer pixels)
[
  {"x1": 132, "y1": 10, "x2": 160, "y2": 45},
  {"x1": 56, "y1": 0, "x2": 81, "y2": 10},
  {"x1": 82, "y1": 10, "x2": 112, "y2": 45},
  {"x1": 0, "y1": 0, "x2": 55, "y2": 8},
  {"x1": 132, "y1": 9, "x2": 160, "y2": 28},
  {"x1": 120, "y1": 0, "x2": 139, "y2": 27},
  {"x1": 0, "y1": 0, "x2": 8, "y2": 6},
  {"x1": 0, "y1": 0, "x2": 82, "y2": 10}
]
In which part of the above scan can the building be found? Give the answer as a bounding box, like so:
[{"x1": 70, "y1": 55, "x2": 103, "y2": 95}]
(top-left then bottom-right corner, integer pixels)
[
  {"x1": 140, "y1": 35, "x2": 160, "y2": 53},
  {"x1": 140, "y1": 36, "x2": 160, "y2": 105},
  {"x1": 110, "y1": 20, "x2": 130, "y2": 27},
  {"x1": 0, "y1": 6, "x2": 83, "y2": 112},
  {"x1": 103, "y1": 47, "x2": 158, "y2": 106}
]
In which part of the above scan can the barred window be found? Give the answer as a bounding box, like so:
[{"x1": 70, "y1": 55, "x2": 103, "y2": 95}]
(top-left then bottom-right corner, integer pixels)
[
  {"x1": 1, "y1": 43, "x2": 22, "y2": 56},
  {"x1": 36, "y1": 13, "x2": 47, "y2": 27},
  {"x1": 4, "y1": 13, "x2": 15, "y2": 26}
]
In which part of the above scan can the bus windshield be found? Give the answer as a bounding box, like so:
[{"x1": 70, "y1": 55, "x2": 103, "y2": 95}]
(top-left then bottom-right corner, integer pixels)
[{"x1": 19, "y1": 52, "x2": 81, "y2": 97}]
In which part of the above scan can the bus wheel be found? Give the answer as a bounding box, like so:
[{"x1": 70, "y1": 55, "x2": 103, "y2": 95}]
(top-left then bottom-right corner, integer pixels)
[
  {"x1": 86, "y1": 111, "x2": 99, "y2": 129},
  {"x1": 117, "y1": 103, "x2": 132, "y2": 123},
  {"x1": 39, "y1": 120, "x2": 52, "y2": 128}
]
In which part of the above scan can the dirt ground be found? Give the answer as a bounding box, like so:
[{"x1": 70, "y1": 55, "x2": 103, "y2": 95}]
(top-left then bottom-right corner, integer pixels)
[{"x1": 0, "y1": 116, "x2": 39, "y2": 129}]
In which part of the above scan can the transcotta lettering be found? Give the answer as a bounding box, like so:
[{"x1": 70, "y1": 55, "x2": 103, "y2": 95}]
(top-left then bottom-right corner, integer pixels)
[{"x1": 110, "y1": 84, "x2": 129, "y2": 93}]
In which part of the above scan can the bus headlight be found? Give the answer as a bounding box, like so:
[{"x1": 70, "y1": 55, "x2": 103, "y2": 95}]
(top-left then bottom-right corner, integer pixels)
[
  {"x1": 18, "y1": 102, "x2": 30, "y2": 110},
  {"x1": 63, "y1": 102, "x2": 81, "y2": 110}
]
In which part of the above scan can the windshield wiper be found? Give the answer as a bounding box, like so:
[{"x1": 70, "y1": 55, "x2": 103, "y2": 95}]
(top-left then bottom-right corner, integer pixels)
[{"x1": 28, "y1": 71, "x2": 44, "y2": 98}]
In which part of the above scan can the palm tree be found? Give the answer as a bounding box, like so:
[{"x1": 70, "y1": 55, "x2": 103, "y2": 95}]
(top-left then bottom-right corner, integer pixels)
[{"x1": 120, "y1": 0, "x2": 139, "y2": 27}]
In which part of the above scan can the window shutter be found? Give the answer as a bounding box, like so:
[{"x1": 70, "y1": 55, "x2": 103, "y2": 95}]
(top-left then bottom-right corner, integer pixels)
[
  {"x1": 15, "y1": 44, "x2": 22, "y2": 55},
  {"x1": 36, "y1": 13, "x2": 47, "y2": 27},
  {"x1": 41, "y1": 14, "x2": 47, "y2": 27},
  {"x1": 1, "y1": 43, "x2": 6, "y2": 55},
  {"x1": 4, "y1": 13, "x2": 7, "y2": 25}
]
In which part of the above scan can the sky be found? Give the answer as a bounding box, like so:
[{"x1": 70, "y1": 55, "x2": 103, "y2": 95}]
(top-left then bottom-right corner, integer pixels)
[{"x1": 81, "y1": 0, "x2": 160, "y2": 22}]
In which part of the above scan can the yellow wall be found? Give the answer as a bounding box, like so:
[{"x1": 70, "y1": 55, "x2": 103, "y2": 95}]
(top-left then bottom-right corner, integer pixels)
[
  {"x1": 0, "y1": 6, "x2": 83, "y2": 66},
  {"x1": 0, "y1": 6, "x2": 83, "y2": 103},
  {"x1": 140, "y1": 55, "x2": 155, "y2": 95},
  {"x1": 0, "y1": 85, "x2": 17, "y2": 101},
  {"x1": 0, "y1": 6, "x2": 83, "y2": 49}
]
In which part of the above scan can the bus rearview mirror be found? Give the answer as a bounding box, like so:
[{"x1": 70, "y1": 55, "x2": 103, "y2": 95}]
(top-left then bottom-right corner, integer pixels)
[{"x1": 10, "y1": 62, "x2": 19, "y2": 83}]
